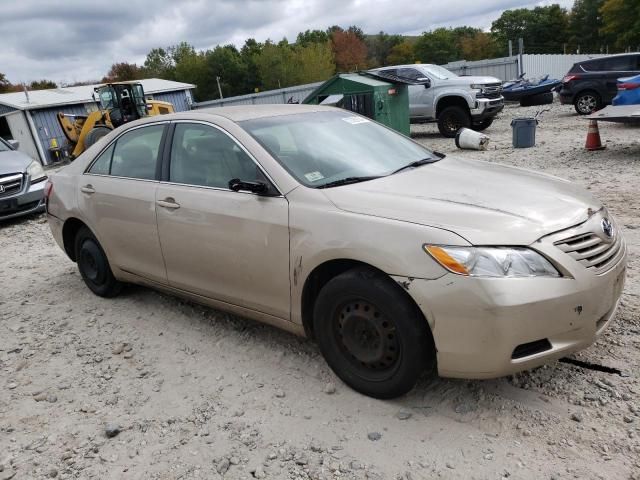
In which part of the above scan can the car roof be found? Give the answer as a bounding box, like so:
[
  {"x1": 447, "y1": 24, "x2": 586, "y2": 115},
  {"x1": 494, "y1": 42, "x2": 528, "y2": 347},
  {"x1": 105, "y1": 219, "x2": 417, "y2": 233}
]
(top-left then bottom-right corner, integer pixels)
[
  {"x1": 578, "y1": 52, "x2": 640, "y2": 64},
  {"x1": 129, "y1": 104, "x2": 340, "y2": 127},
  {"x1": 370, "y1": 64, "x2": 435, "y2": 71}
]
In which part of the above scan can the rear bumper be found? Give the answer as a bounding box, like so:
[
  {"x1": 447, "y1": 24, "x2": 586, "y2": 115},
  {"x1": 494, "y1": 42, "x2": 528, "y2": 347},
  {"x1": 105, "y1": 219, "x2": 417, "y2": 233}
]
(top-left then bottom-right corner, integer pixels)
[
  {"x1": 47, "y1": 213, "x2": 65, "y2": 254},
  {"x1": 0, "y1": 179, "x2": 46, "y2": 221},
  {"x1": 558, "y1": 87, "x2": 574, "y2": 105},
  {"x1": 395, "y1": 244, "x2": 627, "y2": 379}
]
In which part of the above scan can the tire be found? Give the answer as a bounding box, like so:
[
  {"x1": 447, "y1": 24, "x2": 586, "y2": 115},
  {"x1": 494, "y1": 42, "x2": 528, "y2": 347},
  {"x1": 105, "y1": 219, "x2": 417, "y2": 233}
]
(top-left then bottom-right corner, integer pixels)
[
  {"x1": 471, "y1": 118, "x2": 494, "y2": 131},
  {"x1": 574, "y1": 90, "x2": 602, "y2": 115},
  {"x1": 437, "y1": 106, "x2": 471, "y2": 138},
  {"x1": 313, "y1": 266, "x2": 436, "y2": 399},
  {"x1": 520, "y1": 92, "x2": 554, "y2": 107},
  {"x1": 74, "y1": 226, "x2": 122, "y2": 297},
  {"x1": 84, "y1": 126, "x2": 111, "y2": 148}
]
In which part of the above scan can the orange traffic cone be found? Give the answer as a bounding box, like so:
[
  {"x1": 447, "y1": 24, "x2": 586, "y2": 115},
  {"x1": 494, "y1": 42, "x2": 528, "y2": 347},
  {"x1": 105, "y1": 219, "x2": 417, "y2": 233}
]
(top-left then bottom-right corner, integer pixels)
[{"x1": 585, "y1": 120, "x2": 606, "y2": 151}]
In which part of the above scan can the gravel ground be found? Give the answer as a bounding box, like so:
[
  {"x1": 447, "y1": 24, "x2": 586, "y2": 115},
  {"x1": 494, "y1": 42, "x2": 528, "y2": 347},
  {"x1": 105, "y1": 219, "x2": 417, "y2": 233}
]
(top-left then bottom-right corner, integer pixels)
[{"x1": 1, "y1": 101, "x2": 639, "y2": 480}]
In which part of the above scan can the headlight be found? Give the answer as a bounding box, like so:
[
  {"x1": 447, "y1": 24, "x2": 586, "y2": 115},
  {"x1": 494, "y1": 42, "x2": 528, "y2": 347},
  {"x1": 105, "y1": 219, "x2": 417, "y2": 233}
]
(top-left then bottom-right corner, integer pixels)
[
  {"x1": 424, "y1": 245, "x2": 560, "y2": 278},
  {"x1": 27, "y1": 161, "x2": 46, "y2": 182},
  {"x1": 470, "y1": 84, "x2": 485, "y2": 93}
]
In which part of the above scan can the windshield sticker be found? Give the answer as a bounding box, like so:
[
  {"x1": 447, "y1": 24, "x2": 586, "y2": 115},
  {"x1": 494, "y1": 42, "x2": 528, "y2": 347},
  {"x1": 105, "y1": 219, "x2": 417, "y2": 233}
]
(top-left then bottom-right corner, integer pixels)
[
  {"x1": 342, "y1": 116, "x2": 370, "y2": 124},
  {"x1": 304, "y1": 171, "x2": 325, "y2": 182}
]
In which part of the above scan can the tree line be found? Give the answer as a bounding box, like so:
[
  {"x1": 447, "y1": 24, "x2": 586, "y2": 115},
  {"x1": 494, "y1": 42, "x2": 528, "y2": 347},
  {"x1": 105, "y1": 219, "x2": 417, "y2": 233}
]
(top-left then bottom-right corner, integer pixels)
[{"x1": 1, "y1": 0, "x2": 638, "y2": 101}]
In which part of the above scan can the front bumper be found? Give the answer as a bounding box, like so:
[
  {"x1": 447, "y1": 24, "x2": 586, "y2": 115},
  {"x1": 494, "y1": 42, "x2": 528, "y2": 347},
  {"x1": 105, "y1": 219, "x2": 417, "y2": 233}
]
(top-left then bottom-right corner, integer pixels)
[
  {"x1": 397, "y1": 242, "x2": 627, "y2": 379},
  {"x1": 470, "y1": 97, "x2": 504, "y2": 121},
  {"x1": 0, "y1": 178, "x2": 46, "y2": 221}
]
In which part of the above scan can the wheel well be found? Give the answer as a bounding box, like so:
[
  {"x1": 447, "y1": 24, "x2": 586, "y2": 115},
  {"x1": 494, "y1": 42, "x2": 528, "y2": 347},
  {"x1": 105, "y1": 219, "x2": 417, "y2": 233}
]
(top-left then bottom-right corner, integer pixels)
[
  {"x1": 436, "y1": 96, "x2": 469, "y2": 117},
  {"x1": 575, "y1": 89, "x2": 601, "y2": 101},
  {"x1": 62, "y1": 218, "x2": 87, "y2": 262}
]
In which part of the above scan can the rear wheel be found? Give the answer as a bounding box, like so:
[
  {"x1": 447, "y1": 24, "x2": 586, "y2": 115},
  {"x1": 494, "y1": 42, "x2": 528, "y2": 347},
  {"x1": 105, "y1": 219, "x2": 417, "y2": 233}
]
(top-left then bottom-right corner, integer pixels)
[
  {"x1": 84, "y1": 126, "x2": 111, "y2": 148},
  {"x1": 74, "y1": 226, "x2": 122, "y2": 297},
  {"x1": 574, "y1": 91, "x2": 601, "y2": 115},
  {"x1": 437, "y1": 106, "x2": 471, "y2": 138},
  {"x1": 313, "y1": 266, "x2": 436, "y2": 399}
]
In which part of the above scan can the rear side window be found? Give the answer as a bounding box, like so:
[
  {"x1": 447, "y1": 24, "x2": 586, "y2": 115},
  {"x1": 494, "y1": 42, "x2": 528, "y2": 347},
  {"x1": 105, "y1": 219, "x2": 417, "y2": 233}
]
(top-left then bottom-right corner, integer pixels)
[
  {"x1": 602, "y1": 56, "x2": 634, "y2": 71},
  {"x1": 397, "y1": 68, "x2": 423, "y2": 80},
  {"x1": 110, "y1": 125, "x2": 164, "y2": 180},
  {"x1": 88, "y1": 144, "x2": 114, "y2": 175}
]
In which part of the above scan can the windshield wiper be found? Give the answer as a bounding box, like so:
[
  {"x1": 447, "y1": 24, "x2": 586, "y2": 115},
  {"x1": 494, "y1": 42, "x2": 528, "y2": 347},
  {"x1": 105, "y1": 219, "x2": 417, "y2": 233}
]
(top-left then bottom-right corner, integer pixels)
[
  {"x1": 390, "y1": 155, "x2": 442, "y2": 175},
  {"x1": 316, "y1": 176, "x2": 382, "y2": 189}
]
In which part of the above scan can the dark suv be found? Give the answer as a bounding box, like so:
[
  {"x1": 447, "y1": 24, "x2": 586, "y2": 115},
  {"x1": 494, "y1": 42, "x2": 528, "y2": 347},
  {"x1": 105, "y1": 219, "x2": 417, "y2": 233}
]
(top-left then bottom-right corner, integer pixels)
[{"x1": 558, "y1": 53, "x2": 640, "y2": 114}]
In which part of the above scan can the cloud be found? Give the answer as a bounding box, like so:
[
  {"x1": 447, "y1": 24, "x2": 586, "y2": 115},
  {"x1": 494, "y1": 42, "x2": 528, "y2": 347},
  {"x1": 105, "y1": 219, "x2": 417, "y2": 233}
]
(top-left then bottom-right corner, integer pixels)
[{"x1": 0, "y1": 0, "x2": 572, "y2": 84}]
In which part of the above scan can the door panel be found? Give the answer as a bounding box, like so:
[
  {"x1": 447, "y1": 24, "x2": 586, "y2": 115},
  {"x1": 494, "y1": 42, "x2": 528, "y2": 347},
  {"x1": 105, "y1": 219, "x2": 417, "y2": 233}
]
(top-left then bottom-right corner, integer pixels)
[
  {"x1": 78, "y1": 175, "x2": 166, "y2": 282},
  {"x1": 79, "y1": 123, "x2": 167, "y2": 283},
  {"x1": 156, "y1": 184, "x2": 290, "y2": 319}
]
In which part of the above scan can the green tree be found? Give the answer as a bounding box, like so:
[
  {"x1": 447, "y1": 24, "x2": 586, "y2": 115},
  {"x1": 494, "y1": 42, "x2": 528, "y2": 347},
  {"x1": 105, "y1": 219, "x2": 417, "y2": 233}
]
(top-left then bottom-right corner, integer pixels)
[
  {"x1": 143, "y1": 47, "x2": 175, "y2": 78},
  {"x1": 366, "y1": 31, "x2": 403, "y2": 66},
  {"x1": 491, "y1": 5, "x2": 570, "y2": 54},
  {"x1": 0, "y1": 73, "x2": 12, "y2": 93},
  {"x1": 600, "y1": 0, "x2": 640, "y2": 51},
  {"x1": 102, "y1": 62, "x2": 144, "y2": 82},
  {"x1": 255, "y1": 41, "x2": 298, "y2": 90},
  {"x1": 241, "y1": 38, "x2": 263, "y2": 92},
  {"x1": 296, "y1": 29, "x2": 329, "y2": 46},
  {"x1": 29, "y1": 80, "x2": 57, "y2": 90},
  {"x1": 205, "y1": 45, "x2": 248, "y2": 97},
  {"x1": 459, "y1": 31, "x2": 500, "y2": 60},
  {"x1": 414, "y1": 28, "x2": 459, "y2": 64},
  {"x1": 568, "y1": 0, "x2": 605, "y2": 53},
  {"x1": 386, "y1": 40, "x2": 415, "y2": 65},
  {"x1": 294, "y1": 42, "x2": 335, "y2": 83}
]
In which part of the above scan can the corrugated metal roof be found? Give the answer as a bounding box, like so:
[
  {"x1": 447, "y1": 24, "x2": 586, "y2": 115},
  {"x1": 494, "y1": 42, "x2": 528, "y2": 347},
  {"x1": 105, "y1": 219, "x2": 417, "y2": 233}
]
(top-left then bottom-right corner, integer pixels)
[{"x1": 0, "y1": 78, "x2": 195, "y2": 111}]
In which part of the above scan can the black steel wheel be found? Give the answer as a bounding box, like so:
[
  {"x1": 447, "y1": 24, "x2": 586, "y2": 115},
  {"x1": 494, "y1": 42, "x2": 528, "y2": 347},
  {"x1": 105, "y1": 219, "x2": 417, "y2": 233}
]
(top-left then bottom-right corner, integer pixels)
[
  {"x1": 437, "y1": 106, "x2": 471, "y2": 138},
  {"x1": 74, "y1": 226, "x2": 122, "y2": 297},
  {"x1": 574, "y1": 91, "x2": 601, "y2": 115},
  {"x1": 313, "y1": 266, "x2": 436, "y2": 399},
  {"x1": 471, "y1": 118, "x2": 494, "y2": 131}
]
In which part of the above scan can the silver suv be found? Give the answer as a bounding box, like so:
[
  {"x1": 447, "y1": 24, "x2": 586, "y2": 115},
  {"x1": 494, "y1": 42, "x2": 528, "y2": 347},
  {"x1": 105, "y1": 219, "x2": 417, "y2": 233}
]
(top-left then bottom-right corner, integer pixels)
[{"x1": 370, "y1": 64, "x2": 504, "y2": 137}]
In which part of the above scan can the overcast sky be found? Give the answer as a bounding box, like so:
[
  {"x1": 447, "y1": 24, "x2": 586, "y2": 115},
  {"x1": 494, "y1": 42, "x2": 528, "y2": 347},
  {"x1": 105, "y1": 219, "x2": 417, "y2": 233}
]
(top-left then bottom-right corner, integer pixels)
[{"x1": 1, "y1": 0, "x2": 572, "y2": 85}]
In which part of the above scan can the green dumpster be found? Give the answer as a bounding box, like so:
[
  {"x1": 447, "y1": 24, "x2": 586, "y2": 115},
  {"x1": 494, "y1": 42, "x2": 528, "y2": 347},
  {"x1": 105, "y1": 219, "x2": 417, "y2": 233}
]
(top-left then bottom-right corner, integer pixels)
[{"x1": 302, "y1": 73, "x2": 410, "y2": 136}]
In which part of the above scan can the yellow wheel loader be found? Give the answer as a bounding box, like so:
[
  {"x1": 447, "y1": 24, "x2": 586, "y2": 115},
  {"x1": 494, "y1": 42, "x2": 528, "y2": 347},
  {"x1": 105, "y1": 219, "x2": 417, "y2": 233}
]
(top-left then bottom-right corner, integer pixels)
[{"x1": 57, "y1": 82, "x2": 174, "y2": 159}]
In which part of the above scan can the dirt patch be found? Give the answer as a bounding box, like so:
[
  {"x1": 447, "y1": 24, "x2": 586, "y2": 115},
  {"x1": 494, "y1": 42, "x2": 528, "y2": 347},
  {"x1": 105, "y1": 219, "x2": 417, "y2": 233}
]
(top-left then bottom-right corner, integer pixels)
[{"x1": 1, "y1": 101, "x2": 639, "y2": 479}]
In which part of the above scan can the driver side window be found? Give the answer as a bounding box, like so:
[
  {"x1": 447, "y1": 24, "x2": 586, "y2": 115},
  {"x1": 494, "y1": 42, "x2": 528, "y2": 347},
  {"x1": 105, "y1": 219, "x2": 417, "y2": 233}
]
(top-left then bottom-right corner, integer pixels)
[{"x1": 169, "y1": 123, "x2": 267, "y2": 190}]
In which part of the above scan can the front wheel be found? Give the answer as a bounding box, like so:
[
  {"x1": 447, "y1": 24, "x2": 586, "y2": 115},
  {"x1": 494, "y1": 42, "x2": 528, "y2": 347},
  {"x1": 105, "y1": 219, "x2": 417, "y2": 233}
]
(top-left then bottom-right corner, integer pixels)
[
  {"x1": 74, "y1": 226, "x2": 123, "y2": 297},
  {"x1": 574, "y1": 91, "x2": 601, "y2": 115},
  {"x1": 437, "y1": 106, "x2": 471, "y2": 138},
  {"x1": 313, "y1": 266, "x2": 436, "y2": 399}
]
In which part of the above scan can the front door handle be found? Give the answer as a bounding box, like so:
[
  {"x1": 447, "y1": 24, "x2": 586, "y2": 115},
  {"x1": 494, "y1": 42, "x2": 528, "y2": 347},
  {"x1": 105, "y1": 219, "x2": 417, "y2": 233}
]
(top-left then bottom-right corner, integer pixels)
[
  {"x1": 156, "y1": 198, "x2": 180, "y2": 210},
  {"x1": 80, "y1": 184, "x2": 95, "y2": 194}
]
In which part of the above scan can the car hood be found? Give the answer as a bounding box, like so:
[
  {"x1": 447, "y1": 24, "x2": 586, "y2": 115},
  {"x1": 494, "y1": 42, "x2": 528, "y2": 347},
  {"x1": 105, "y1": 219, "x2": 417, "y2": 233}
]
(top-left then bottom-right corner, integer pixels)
[
  {"x1": 0, "y1": 150, "x2": 31, "y2": 174},
  {"x1": 321, "y1": 157, "x2": 600, "y2": 245},
  {"x1": 447, "y1": 75, "x2": 501, "y2": 86}
]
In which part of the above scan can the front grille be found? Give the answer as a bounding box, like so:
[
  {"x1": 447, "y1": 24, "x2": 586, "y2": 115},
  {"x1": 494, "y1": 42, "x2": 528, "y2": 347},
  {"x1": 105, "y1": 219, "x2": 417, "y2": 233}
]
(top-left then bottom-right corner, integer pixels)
[
  {"x1": 0, "y1": 173, "x2": 23, "y2": 198},
  {"x1": 478, "y1": 83, "x2": 503, "y2": 99},
  {"x1": 554, "y1": 230, "x2": 623, "y2": 273}
]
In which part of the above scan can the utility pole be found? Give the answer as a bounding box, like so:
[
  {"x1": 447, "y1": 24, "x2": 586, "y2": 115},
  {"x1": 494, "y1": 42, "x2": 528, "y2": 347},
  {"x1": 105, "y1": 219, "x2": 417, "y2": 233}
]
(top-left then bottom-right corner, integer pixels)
[
  {"x1": 508, "y1": 40, "x2": 513, "y2": 57},
  {"x1": 518, "y1": 38, "x2": 524, "y2": 77},
  {"x1": 216, "y1": 76, "x2": 223, "y2": 99},
  {"x1": 563, "y1": 43, "x2": 567, "y2": 54}
]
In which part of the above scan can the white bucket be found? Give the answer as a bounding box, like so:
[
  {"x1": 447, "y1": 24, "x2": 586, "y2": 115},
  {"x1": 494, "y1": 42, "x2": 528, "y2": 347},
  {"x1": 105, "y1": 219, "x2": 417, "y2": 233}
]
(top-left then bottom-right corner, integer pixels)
[{"x1": 455, "y1": 128, "x2": 490, "y2": 150}]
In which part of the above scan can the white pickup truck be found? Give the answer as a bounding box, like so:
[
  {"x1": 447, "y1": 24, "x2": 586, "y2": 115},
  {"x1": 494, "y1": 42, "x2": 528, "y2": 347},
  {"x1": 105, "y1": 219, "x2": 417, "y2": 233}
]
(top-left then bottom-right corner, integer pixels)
[{"x1": 370, "y1": 64, "x2": 505, "y2": 137}]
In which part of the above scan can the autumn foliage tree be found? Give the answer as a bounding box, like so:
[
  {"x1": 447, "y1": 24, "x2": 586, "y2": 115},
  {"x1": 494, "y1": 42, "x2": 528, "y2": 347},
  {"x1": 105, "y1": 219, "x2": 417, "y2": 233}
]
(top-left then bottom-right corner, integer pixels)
[
  {"x1": 102, "y1": 62, "x2": 144, "y2": 82},
  {"x1": 331, "y1": 30, "x2": 368, "y2": 72}
]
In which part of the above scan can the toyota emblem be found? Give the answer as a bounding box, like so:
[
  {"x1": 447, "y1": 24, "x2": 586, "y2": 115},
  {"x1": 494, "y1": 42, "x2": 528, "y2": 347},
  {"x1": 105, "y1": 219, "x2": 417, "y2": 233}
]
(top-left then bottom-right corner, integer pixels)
[{"x1": 601, "y1": 218, "x2": 614, "y2": 239}]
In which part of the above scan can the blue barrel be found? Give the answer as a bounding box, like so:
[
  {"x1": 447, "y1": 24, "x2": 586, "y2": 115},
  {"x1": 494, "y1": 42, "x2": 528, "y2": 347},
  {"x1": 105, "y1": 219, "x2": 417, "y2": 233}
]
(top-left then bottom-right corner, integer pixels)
[{"x1": 511, "y1": 118, "x2": 538, "y2": 148}]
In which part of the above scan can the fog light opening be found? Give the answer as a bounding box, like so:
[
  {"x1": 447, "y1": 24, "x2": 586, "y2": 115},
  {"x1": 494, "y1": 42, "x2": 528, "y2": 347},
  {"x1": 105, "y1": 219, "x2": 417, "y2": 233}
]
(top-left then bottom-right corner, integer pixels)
[{"x1": 511, "y1": 339, "x2": 552, "y2": 359}]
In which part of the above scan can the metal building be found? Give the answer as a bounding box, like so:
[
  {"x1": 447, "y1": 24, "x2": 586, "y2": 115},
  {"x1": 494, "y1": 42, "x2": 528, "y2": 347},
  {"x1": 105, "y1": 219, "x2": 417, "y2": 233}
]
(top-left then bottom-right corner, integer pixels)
[{"x1": 0, "y1": 78, "x2": 194, "y2": 165}]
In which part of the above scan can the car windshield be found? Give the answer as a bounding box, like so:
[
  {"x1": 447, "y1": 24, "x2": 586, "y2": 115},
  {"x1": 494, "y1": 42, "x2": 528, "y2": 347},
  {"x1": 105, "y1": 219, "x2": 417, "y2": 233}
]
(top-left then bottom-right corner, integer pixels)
[
  {"x1": 240, "y1": 111, "x2": 440, "y2": 188},
  {"x1": 421, "y1": 65, "x2": 458, "y2": 80}
]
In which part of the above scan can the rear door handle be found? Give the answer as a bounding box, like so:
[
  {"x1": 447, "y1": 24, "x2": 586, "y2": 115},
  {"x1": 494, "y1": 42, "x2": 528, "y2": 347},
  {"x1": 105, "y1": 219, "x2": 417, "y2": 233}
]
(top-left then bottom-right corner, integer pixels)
[
  {"x1": 156, "y1": 198, "x2": 180, "y2": 209},
  {"x1": 80, "y1": 184, "x2": 95, "y2": 194}
]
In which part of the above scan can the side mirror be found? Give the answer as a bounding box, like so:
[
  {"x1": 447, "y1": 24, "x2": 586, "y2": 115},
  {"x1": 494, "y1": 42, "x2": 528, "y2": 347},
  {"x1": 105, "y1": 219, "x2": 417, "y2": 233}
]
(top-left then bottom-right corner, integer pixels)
[
  {"x1": 8, "y1": 139, "x2": 19, "y2": 149},
  {"x1": 228, "y1": 178, "x2": 268, "y2": 195},
  {"x1": 418, "y1": 77, "x2": 431, "y2": 88}
]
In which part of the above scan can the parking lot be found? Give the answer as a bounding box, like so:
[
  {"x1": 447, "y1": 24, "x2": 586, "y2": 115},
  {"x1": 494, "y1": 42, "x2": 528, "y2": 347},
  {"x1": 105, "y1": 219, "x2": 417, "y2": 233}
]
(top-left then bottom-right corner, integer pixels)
[{"x1": 1, "y1": 101, "x2": 639, "y2": 480}]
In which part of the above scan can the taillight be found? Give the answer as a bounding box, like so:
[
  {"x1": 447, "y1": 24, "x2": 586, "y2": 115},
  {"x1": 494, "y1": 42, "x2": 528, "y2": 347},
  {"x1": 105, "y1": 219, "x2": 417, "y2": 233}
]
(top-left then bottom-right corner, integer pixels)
[
  {"x1": 618, "y1": 82, "x2": 640, "y2": 91},
  {"x1": 44, "y1": 180, "x2": 53, "y2": 210},
  {"x1": 562, "y1": 75, "x2": 580, "y2": 83}
]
